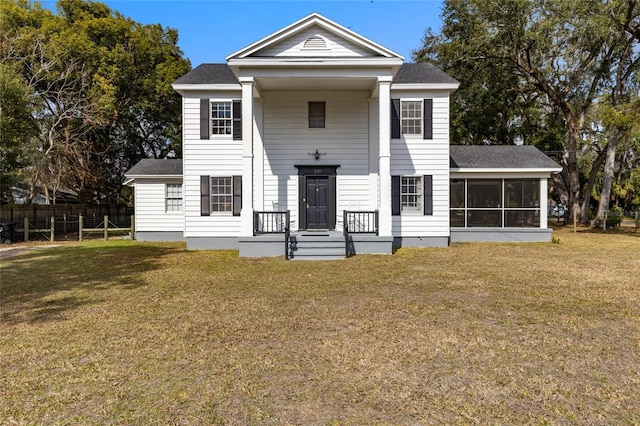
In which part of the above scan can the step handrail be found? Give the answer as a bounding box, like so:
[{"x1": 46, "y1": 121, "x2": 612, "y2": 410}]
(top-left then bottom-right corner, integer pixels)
[
  {"x1": 343, "y1": 210, "x2": 378, "y2": 257},
  {"x1": 254, "y1": 210, "x2": 291, "y2": 259}
]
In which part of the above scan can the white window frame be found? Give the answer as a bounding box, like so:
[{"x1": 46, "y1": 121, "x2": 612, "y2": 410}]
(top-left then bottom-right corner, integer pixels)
[
  {"x1": 308, "y1": 101, "x2": 326, "y2": 129},
  {"x1": 401, "y1": 100, "x2": 423, "y2": 136},
  {"x1": 401, "y1": 175, "x2": 423, "y2": 214},
  {"x1": 165, "y1": 183, "x2": 182, "y2": 213},
  {"x1": 210, "y1": 101, "x2": 232, "y2": 136},
  {"x1": 210, "y1": 176, "x2": 233, "y2": 214}
]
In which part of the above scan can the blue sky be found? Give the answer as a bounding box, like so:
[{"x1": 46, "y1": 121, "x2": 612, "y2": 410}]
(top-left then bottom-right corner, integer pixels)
[{"x1": 43, "y1": 0, "x2": 444, "y2": 66}]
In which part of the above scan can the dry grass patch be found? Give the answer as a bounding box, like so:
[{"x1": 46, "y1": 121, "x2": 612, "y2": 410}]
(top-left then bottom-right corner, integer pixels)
[{"x1": 1, "y1": 229, "x2": 639, "y2": 424}]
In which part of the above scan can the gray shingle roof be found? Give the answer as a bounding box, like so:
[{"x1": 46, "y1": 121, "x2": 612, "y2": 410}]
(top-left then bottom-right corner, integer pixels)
[
  {"x1": 125, "y1": 159, "x2": 183, "y2": 177},
  {"x1": 172, "y1": 64, "x2": 239, "y2": 85},
  {"x1": 393, "y1": 63, "x2": 459, "y2": 85},
  {"x1": 123, "y1": 148, "x2": 559, "y2": 181},
  {"x1": 174, "y1": 63, "x2": 457, "y2": 86},
  {"x1": 450, "y1": 145, "x2": 562, "y2": 170}
]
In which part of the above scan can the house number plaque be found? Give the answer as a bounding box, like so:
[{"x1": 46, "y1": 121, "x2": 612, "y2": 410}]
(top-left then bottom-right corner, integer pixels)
[{"x1": 295, "y1": 165, "x2": 340, "y2": 176}]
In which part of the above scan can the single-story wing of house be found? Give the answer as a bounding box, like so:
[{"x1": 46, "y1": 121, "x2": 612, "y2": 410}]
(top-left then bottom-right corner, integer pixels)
[{"x1": 125, "y1": 13, "x2": 562, "y2": 259}]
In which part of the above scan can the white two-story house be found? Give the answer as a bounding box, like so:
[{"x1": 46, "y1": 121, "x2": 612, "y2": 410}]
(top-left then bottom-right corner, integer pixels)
[{"x1": 125, "y1": 13, "x2": 561, "y2": 259}]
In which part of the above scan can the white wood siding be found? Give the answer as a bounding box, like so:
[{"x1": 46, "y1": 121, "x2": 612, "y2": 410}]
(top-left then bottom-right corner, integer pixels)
[
  {"x1": 260, "y1": 90, "x2": 371, "y2": 230},
  {"x1": 180, "y1": 88, "x2": 452, "y2": 239},
  {"x1": 390, "y1": 91, "x2": 451, "y2": 237},
  {"x1": 256, "y1": 27, "x2": 374, "y2": 58},
  {"x1": 182, "y1": 94, "x2": 243, "y2": 237},
  {"x1": 134, "y1": 179, "x2": 183, "y2": 232}
]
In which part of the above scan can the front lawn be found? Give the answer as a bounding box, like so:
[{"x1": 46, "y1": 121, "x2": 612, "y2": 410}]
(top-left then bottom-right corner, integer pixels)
[{"x1": 1, "y1": 228, "x2": 639, "y2": 424}]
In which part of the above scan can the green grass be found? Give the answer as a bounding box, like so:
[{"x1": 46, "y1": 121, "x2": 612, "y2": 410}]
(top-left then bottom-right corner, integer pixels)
[{"x1": 1, "y1": 228, "x2": 639, "y2": 425}]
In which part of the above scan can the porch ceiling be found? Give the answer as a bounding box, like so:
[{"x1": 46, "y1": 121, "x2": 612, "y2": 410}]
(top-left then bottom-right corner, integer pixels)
[{"x1": 255, "y1": 76, "x2": 377, "y2": 91}]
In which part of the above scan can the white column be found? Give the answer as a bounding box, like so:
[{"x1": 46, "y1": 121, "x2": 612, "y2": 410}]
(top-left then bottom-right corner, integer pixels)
[
  {"x1": 254, "y1": 99, "x2": 264, "y2": 211},
  {"x1": 540, "y1": 178, "x2": 548, "y2": 229},
  {"x1": 378, "y1": 77, "x2": 392, "y2": 236},
  {"x1": 368, "y1": 98, "x2": 379, "y2": 211},
  {"x1": 240, "y1": 77, "x2": 254, "y2": 237}
]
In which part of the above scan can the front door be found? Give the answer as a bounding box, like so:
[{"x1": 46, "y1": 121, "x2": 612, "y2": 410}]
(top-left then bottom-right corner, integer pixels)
[
  {"x1": 296, "y1": 165, "x2": 339, "y2": 231},
  {"x1": 306, "y1": 176, "x2": 329, "y2": 229}
]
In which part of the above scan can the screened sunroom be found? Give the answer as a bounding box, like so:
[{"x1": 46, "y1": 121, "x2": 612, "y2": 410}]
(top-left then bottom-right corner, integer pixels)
[{"x1": 448, "y1": 146, "x2": 562, "y2": 242}]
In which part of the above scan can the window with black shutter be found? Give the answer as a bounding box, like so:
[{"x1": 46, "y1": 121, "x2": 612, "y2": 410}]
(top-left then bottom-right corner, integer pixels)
[{"x1": 391, "y1": 98, "x2": 433, "y2": 140}]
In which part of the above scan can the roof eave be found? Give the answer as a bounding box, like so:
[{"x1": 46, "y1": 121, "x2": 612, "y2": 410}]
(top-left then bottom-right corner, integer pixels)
[
  {"x1": 123, "y1": 174, "x2": 183, "y2": 182},
  {"x1": 450, "y1": 167, "x2": 563, "y2": 174},
  {"x1": 172, "y1": 83, "x2": 241, "y2": 93},
  {"x1": 227, "y1": 57, "x2": 404, "y2": 67},
  {"x1": 392, "y1": 82, "x2": 460, "y2": 91}
]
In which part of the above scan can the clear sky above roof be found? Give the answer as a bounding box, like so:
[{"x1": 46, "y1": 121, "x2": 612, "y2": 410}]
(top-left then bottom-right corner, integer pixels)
[{"x1": 42, "y1": 0, "x2": 444, "y2": 67}]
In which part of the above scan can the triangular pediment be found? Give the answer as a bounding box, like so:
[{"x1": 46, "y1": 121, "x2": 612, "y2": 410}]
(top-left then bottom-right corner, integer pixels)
[{"x1": 226, "y1": 13, "x2": 403, "y2": 61}]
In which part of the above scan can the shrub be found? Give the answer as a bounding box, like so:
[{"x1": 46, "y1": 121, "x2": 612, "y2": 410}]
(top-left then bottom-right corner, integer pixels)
[{"x1": 606, "y1": 206, "x2": 624, "y2": 228}]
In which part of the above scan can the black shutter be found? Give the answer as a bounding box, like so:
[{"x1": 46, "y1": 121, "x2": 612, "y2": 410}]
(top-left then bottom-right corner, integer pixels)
[
  {"x1": 423, "y1": 99, "x2": 433, "y2": 140},
  {"x1": 200, "y1": 99, "x2": 209, "y2": 140},
  {"x1": 391, "y1": 99, "x2": 401, "y2": 139},
  {"x1": 200, "y1": 176, "x2": 210, "y2": 216},
  {"x1": 423, "y1": 175, "x2": 433, "y2": 215},
  {"x1": 232, "y1": 100, "x2": 242, "y2": 141},
  {"x1": 232, "y1": 175, "x2": 242, "y2": 216},
  {"x1": 392, "y1": 175, "x2": 401, "y2": 216}
]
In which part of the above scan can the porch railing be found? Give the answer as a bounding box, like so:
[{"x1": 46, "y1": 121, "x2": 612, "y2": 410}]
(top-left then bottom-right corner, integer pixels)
[
  {"x1": 254, "y1": 210, "x2": 291, "y2": 259},
  {"x1": 343, "y1": 210, "x2": 378, "y2": 257}
]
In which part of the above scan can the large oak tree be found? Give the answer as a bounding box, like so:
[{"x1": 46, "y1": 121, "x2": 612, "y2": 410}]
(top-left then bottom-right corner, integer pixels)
[
  {"x1": 0, "y1": 0, "x2": 190, "y2": 204},
  {"x1": 415, "y1": 0, "x2": 640, "y2": 223}
]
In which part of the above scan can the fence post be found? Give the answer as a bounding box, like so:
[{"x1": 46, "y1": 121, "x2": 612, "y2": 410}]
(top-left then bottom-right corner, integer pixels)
[
  {"x1": 603, "y1": 211, "x2": 607, "y2": 232},
  {"x1": 24, "y1": 216, "x2": 29, "y2": 242},
  {"x1": 50, "y1": 216, "x2": 55, "y2": 242},
  {"x1": 79, "y1": 215, "x2": 83, "y2": 241},
  {"x1": 573, "y1": 210, "x2": 577, "y2": 233},
  {"x1": 104, "y1": 215, "x2": 108, "y2": 241},
  {"x1": 63, "y1": 213, "x2": 67, "y2": 234},
  {"x1": 131, "y1": 215, "x2": 135, "y2": 240}
]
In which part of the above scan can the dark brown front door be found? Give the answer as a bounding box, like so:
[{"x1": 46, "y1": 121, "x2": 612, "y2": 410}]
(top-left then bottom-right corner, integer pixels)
[{"x1": 306, "y1": 176, "x2": 329, "y2": 229}]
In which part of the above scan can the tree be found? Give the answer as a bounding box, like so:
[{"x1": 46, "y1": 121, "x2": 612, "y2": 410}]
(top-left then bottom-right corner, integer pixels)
[
  {"x1": 593, "y1": 3, "x2": 640, "y2": 223},
  {"x1": 0, "y1": 0, "x2": 190, "y2": 204},
  {"x1": 0, "y1": 62, "x2": 35, "y2": 201},
  {"x1": 414, "y1": 0, "x2": 640, "y2": 224}
]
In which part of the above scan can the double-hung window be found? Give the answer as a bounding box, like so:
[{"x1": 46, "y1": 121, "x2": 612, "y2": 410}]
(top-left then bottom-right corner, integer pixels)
[
  {"x1": 165, "y1": 184, "x2": 183, "y2": 212},
  {"x1": 201, "y1": 99, "x2": 241, "y2": 140},
  {"x1": 210, "y1": 177, "x2": 233, "y2": 213},
  {"x1": 401, "y1": 176, "x2": 423, "y2": 213},
  {"x1": 401, "y1": 101, "x2": 423, "y2": 136},
  {"x1": 391, "y1": 98, "x2": 432, "y2": 139},
  {"x1": 211, "y1": 102, "x2": 232, "y2": 135},
  {"x1": 200, "y1": 175, "x2": 241, "y2": 216},
  {"x1": 309, "y1": 101, "x2": 326, "y2": 128},
  {"x1": 392, "y1": 175, "x2": 433, "y2": 216}
]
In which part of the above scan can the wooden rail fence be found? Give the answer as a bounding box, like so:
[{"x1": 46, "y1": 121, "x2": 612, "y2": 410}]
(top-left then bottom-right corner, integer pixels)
[{"x1": 17, "y1": 215, "x2": 135, "y2": 242}]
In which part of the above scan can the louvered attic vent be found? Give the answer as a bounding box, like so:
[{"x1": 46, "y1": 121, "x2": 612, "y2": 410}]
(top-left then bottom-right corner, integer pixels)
[{"x1": 303, "y1": 35, "x2": 327, "y2": 49}]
